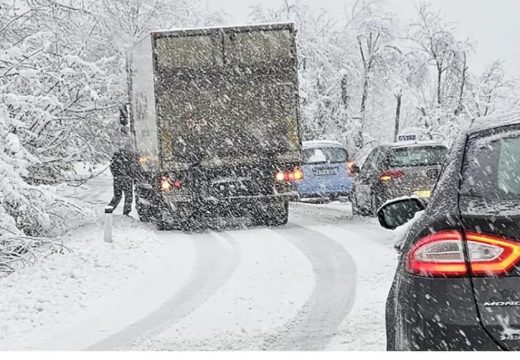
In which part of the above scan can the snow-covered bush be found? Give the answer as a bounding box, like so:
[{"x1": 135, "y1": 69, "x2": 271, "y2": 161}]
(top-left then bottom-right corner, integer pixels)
[
  {"x1": 0, "y1": 106, "x2": 93, "y2": 276},
  {"x1": 0, "y1": 2, "x2": 117, "y2": 274},
  {"x1": 0, "y1": 0, "x2": 224, "y2": 275}
]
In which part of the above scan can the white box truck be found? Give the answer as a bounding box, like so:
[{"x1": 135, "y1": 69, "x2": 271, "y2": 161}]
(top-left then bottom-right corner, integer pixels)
[{"x1": 127, "y1": 23, "x2": 302, "y2": 230}]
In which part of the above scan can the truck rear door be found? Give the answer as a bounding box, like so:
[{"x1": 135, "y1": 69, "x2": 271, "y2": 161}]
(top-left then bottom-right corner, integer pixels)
[{"x1": 152, "y1": 25, "x2": 300, "y2": 169}]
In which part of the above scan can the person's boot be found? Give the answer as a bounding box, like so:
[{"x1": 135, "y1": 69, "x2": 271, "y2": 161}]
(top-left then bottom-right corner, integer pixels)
[{"x1": 123, "y1": 200, "x2": 132, "y2": 216}]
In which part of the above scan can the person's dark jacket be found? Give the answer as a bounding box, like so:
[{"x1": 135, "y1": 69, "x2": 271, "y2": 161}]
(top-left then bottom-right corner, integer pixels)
[{"x1": 110, "y1": 149, "x2": 136, "y2": 178}]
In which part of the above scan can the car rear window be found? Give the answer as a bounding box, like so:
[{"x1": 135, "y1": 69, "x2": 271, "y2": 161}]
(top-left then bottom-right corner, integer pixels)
[
  {"x1": 302, "y1": 147, "x2": 347, "y2": 164},
  {"x1": 388, "y1": 146, "x2": 447, "y2": 167},
  {"x1": 461, "y1": 130, "x2": 520, "y2": 200}
]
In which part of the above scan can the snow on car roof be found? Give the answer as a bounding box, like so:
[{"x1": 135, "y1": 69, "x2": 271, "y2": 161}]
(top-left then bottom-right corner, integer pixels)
[
  {"x1": 384, "y1": 140, "x2": 446, "y2": 149},
  {"x1": 302, "y1": 140, "x2": 345, "y2": 149},
  {"x1": 468, "y1": 111, "x2": 520, "y2": 135}
]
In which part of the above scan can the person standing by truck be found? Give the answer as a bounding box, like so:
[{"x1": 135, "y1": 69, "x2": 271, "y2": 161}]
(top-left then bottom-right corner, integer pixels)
[{"x1": 108, "y1": 127, "x2": 137, "y2": 216}]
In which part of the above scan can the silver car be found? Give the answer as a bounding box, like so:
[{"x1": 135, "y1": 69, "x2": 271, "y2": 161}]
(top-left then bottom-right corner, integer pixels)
[{"x1": 352, "y1": 142, "x2": 448, "y2": 215}]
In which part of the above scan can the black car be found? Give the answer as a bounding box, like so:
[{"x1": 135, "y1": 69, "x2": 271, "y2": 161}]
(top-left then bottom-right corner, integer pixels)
[
  {"x1": 378, "y1": 113, "x2": 520, "y2": 350},
  {"x1": 353, "y1": 142, "x2": 447, "y2": 215}
]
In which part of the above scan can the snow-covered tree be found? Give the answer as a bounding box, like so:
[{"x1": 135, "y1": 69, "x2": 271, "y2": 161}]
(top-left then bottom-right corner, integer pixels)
[
  {"x1": 250, "y1": 1, "x2": 359, "y2": 150},
  {"x1": 0, "y1": 0, "x2": 223, "y2": 273},
  {"x1": 406, "y1": 3, "x2": 475, "y2": 141},
  {"x1": 1, "y1": 1, "x2": 120, "y2": 182},
  {"x1": 468, "y1": 61, "x2": 518, "y2": 118},
  {"x1": 351, "y1": 0, "x2": 397, "y2": 148}
]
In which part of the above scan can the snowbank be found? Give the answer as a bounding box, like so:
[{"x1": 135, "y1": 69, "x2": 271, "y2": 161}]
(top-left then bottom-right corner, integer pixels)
[{"x1": 0, "y1": 216, "x2": 192, "y2": 350}]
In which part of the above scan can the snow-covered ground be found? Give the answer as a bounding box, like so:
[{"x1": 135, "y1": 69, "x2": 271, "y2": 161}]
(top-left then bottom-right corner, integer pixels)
[{"x1": 0, "y1": 169, "x2": 397, "y2": 351}]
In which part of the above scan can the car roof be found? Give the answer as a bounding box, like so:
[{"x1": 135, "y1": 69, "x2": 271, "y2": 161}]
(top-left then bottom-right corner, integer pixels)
[
  {"x1": 302, "y1": 140, "x2": 345, "y2": 149},
  {"x1": 391, "y1": 141, "x2": 446, "y2": 149},
  {"x1": 377, "y1": 141, "x2": 447, "y2": 150},
  {"x1": 468, "y1": 111, "x2": 520, "y2": 135}
]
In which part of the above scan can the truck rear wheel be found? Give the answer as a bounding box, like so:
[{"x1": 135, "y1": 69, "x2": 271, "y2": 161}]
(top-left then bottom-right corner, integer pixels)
[
  {"x1": 252, "y1": 201, "x2": 289, "y2": 227},
  {"x1": 135, "y1": 190, "x2": 174, "y2": 229},
  {"x1": 155, "y1": 207, "x2": 201, "y2": 232},
  {"x1": 135, "y1": 192, "x2": 155, "y2": 222},
  {"x1": 155, "y1": 210, "x2": 180, "y2": 231},
  {"x1": 135, "y1": 186, "x2": 173, "y2": 227}
]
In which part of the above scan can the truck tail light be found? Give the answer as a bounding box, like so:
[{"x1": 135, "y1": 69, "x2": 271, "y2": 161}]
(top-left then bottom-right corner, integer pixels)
[
  {"x1": 406, "y1": 230, "x2": 520, "y2": 277},
  {"x1": 275, "y1": 167, "x2": 304, "y2": 183},
  {"x1": 275, "y1": 171, "x2": 286, "y2": 182},
  {"x1": 160, "y1": 176, "x2": 183, "y2": 192},
  {"x1": 379, "y1": 170, "x2": 405, "y2": 182}
]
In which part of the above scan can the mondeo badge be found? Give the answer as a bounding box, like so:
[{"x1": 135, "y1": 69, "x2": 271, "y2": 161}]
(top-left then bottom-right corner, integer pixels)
[{"x1": 483, "y1": 301, "x2": 520, "y2": 307}]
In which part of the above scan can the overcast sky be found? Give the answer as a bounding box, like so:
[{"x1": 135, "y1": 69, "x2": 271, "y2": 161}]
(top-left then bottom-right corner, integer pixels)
[{"x1": 206, "y1": 0, "x2": 520, "y2": 79}]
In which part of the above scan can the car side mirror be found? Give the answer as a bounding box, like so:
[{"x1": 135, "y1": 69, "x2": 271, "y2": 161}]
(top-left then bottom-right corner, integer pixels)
[{"x1": 377, "y1": 197, "x2": 427, "y2": 230}]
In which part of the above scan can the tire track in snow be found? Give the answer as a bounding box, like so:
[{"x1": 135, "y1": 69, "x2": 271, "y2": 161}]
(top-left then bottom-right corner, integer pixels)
[
  {"x1": 89, "y1": 231, "x2": 241, "y2": 350},
  {"x1": 263, "y1": 224, "x2": 357, "y2": 350}
]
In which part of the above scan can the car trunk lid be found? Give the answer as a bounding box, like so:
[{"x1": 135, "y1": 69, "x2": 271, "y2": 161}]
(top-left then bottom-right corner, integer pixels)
[
  {"x1": 381, "y1": 145, "x2": 447, "y2": 198},
  {"x1": 460, "y1": 200, "x2": 520, "y2": 350},
  {"x1": 459, "y1": 127, "x2": 520, "y2": 350},
  {"x1": 381, "y1": 164, "x2": 441, "y2": 198}
]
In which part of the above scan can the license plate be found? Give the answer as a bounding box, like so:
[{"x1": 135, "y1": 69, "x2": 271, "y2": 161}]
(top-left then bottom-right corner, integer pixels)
[
  {"x1": 313, "y1": 168, "x2": 338, "y2": 176},
  {"x1": 414, "y1": 190, "x2": 431, "y2": 198}
]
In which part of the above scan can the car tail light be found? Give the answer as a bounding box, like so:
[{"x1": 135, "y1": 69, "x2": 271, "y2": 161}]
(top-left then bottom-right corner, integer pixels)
[
  {"x1": 292, "y1": 167, "x2": 304, "y2": 181},
  {"x1": 407, "y1": 231, "x2": 468, "y2": 276},
  {"x1": 379, "y1": 170, "x2": 405, "y2": 182},
  {"x1": 347, "y1": 161, "x2": 355, "y2": 176},
  {"x1": 406, "y1": 230, "x2": 520, "y2": 277},
  {"x1": 160, "y1": 176, "x2": 183, "y2": 192},
  {"x1": 275, "y1": 167, "x2": 304, "y2": 183},
  {"x1": 467, "y1": 232, "x2": 520, "y2": 275}
]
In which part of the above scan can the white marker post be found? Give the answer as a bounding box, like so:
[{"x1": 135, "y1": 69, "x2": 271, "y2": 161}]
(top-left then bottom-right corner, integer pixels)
[{"x1": 104, "y1": 206, "x2": 113, "y2": 243}]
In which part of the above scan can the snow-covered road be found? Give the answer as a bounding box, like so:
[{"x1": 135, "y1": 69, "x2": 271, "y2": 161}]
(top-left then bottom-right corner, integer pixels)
[{"x1": 0, "y1": 170, "x2": 397, "y2": 351}]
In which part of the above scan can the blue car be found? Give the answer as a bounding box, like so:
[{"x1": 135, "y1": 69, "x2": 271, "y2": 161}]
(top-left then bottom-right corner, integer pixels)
[{"x1": 295, "y1": 140, "x2": 354, "y2": 200}]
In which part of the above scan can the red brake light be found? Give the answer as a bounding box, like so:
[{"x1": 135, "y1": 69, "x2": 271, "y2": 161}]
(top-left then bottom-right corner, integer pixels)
[
  {"x1": 173, "y1": 179, "x2": 183, "y2": 189},
  {"x1": 275, "y1": 167, "x2": 304, "y2": 183},
  {"x1": 406, "y1": 230, "x2": 520, "y2": 277},
  {"x1": 407, "y1": 230, "x2": 468, "y2": 276},
  {"x1": 379, "y1": 170, "x2": 405, "y2": 182},
  {"x1": 160, "y1": 176, "x2": 183, "y2": 192}
]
